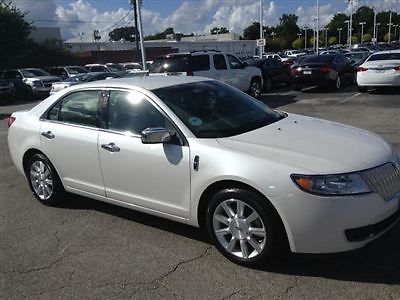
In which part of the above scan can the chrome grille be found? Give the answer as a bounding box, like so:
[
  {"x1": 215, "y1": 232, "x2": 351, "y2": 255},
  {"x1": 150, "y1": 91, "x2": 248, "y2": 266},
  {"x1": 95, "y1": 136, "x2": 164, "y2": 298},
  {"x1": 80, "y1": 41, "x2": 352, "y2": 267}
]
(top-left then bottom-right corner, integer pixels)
[{"x1": 361, "y1": 163, "x2": 400, "y2": 201}]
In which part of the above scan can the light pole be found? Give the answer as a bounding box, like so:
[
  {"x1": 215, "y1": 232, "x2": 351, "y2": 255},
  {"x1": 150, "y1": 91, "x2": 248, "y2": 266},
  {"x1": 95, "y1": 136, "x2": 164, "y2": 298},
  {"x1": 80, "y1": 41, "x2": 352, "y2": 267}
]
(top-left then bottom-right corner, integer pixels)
[
  {"x1": 259, "y1": 0, "x2": 264, "y2": 55},
  {"x1": 376, "y1": 22, "x2": 380, "y2": 43},
  {"x1": 323, "y1": 27, "x2": 328, "y2": 48},
  {"x1": 373, "y1": 7, "x2": 377, "y2": 44},
  {"x1": 304, "y1": 27, "x2": 308, "y2": 49},
  {"x1": 394, "y1": 24, "x2": 399, "y2": 42},
  {"x1": 359, "y1": 22, "x2": 366, "y2": 44},
  {"x1": 348, "y1": 0, "x2": 354, "y2": 49},
  {"x1": 271, "y1": 32, "x2": 276, "y2": 40},
  {"x1": 344, "y1": 20, "x2": 350, "y2": 46},
  {"x1": 337, "y1": 27, "x2": 342, "y2": 45},
  {"x1": 388, "y1": 10, "x2": 393, "y2": 43},
  {"x1": 316, "y1": 0, "x2": 320, "y2": 54}
]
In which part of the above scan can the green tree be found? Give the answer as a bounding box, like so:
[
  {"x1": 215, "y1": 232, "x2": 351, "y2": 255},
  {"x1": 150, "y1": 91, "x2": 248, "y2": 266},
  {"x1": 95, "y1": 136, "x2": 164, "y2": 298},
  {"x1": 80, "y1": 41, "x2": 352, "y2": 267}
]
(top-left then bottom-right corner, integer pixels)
[
  {"x1": 328, "y1": 36, "x2": 337, "y2": 45},
  {"x1": 109, "y1": 26, "x2": 136, "y2": 42},
  {"x1": 145, "y1": 27, "x2": 175, "y2": 40},
  {"x1": 243, "y1": 22, "x2": 263, "y2": 40},
  {"x1": 0, "y1": 1, "x2": 32, "y2": 69},
  {"x1": 210, "y1": 27, "x2": 229, "y2": 35},
  {"x1": 362, "y1": 33, "x2": 372, "y2": 42},
  {"x1": 291, "y1": 38, "x2": 303, "y2": 49},
  {"x1": 276, "y1": 14, "x2": 300, "y2": 44}
]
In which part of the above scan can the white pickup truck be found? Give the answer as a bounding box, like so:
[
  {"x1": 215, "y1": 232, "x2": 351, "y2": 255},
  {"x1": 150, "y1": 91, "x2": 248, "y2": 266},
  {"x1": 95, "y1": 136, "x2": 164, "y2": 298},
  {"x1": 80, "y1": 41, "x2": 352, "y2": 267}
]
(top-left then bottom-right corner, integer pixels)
[{"x1": 150, "y1": 51, "x2": 263, "y2": 98}]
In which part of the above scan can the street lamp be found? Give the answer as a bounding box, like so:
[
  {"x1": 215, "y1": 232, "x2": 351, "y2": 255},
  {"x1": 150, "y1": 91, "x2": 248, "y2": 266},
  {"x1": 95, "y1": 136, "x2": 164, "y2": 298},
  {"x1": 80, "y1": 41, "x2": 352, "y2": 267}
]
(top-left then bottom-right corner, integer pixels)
[
  {"x1": 359, "y1": 22, "x2": 366, "y2": 44},
  {"x1": 344, "y1": 20, "x2": 350, "y2": 46},
  {"x1": 323, "y1": 27, "x2": 328, "y2": 48},
  {"x1": 304, "y1": 27, "x2": 308, "y2": 49},
  {"x1": 271, "y1": 32, "x2": 276, "y2": 40},
  {"x1": 394, "y1": 24, "x2": 399, "y2": 42},
  {"x1": 376, "y1": 22, "x2": 381, "y2": 43},
  {"x1": 337, "y1": 27, "x2": 343, "y2": 45}
]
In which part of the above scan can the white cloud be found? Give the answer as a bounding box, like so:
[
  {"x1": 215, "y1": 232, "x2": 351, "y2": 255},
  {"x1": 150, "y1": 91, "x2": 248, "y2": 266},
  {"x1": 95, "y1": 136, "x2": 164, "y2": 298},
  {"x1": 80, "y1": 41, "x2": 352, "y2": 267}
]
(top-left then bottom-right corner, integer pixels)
[{"x1": 296, "y1": 3, "x2": 336, "y2": 29}]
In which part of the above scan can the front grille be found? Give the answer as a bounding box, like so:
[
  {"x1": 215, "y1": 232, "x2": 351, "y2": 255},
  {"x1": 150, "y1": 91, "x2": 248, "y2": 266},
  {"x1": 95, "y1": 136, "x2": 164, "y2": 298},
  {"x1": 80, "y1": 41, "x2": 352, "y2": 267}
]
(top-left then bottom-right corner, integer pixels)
[{"x1": 361, "y1": 163, "x2": 400, "y2": 201}]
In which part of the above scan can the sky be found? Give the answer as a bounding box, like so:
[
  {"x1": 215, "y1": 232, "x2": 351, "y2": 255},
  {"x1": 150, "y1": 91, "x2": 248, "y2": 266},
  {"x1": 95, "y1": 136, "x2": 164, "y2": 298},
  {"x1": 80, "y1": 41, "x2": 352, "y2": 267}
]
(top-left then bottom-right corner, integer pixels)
[{"x1": 12, "y1": 0, "x2": 400, "y2": 42}]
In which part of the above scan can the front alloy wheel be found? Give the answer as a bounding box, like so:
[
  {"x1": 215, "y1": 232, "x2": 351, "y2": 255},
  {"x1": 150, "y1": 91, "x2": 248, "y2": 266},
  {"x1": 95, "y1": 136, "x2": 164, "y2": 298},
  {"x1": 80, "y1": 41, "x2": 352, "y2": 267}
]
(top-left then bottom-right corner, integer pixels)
[
  {"x1": 213, "y1": 199, "x2": 267, "y2": 259},
  {"x1": 249, "y1": 79, "x2": 262, "y2": 99}
]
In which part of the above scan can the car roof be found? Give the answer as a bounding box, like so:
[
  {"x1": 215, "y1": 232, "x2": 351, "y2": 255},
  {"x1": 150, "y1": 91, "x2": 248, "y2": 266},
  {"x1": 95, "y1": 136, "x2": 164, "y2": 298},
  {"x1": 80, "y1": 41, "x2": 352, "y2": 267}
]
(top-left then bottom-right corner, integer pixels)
[
  {"x1": 69, "y1": 76, "x2": 213, "y2": 91},
  {"x1": 370, "y1": 50, "x2": 400, "y2": 55}
]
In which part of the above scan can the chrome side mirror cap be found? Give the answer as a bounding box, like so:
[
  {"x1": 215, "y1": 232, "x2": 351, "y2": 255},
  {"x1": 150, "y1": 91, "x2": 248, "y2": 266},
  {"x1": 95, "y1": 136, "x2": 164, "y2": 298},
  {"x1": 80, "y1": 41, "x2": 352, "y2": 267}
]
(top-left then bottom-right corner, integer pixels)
[{"x1": 141, "y1": 127, "x2": 172, "y2": 144}]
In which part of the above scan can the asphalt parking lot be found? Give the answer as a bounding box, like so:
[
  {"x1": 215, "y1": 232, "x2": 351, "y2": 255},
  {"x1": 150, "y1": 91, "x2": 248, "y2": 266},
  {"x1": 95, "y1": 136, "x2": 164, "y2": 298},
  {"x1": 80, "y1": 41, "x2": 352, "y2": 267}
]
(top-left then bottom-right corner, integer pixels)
[{"x1": 1, "y1": 85, "x2": 399, "y2": 299}]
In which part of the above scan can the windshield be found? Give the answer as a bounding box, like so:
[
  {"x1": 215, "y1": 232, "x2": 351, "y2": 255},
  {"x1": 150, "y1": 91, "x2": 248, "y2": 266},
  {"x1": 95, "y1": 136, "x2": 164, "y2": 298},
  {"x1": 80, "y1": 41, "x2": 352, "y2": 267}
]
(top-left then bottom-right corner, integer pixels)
[
  {"x1": 22, "y1": 69, "x2": 50, "y2": 77},
  {"x1": 367, "y1": 53, "x2": 400, "y2": 61},
  {"x1": 66, "y1": 66, "x2": 88, "y2": 74},
  {"x1": 153, "y1": 81, "x2": 284, "y2": 138},
  {"x1": 300, "y1": 55, "x2": 334, "y2": 64},
  {"x1": 107, "y1": 64, "x2": 125, "y2": 71}
]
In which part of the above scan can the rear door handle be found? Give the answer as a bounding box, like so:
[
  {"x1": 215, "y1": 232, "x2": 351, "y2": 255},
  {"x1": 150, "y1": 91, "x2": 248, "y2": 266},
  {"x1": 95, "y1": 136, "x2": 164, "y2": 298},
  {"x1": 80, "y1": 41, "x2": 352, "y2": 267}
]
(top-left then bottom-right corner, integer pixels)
[
  {"x1": 41, "y1": 131, "x2": 55, "y2": 139},
  {"x1": 101, "y1": 142, "x2": 120, "y2": 152}
]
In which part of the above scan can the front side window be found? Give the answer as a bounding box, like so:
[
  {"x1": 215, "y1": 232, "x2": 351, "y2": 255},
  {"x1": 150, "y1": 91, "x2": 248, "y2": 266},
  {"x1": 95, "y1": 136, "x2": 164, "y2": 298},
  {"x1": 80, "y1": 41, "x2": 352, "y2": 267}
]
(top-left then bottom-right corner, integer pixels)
[
  {"x1": 107, "y1": 90, "x2": 167, "y2": 135},
  {"x1": 47, "y1": 90, "x2": 101, "y2": 127},
  {"x1": 153, "y1": 81, "x2": 284, "y2": 138},
  {"x1": 227, "y1": 54, "x2": 242, "y2": 69},
  {"x1": 213, "y1": 54, "x2": 227, "y2": 70}
]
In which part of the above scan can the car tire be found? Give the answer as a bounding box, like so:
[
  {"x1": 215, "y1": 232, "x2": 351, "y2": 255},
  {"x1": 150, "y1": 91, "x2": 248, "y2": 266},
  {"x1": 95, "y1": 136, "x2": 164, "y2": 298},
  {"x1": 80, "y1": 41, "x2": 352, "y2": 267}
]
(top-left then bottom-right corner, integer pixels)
[
  {"x1": 205, "y1": 188, "x2": 288, "y2": 267},
  {"x1": 264, "y1": 77, "x2": 273, "y2": 92},
  {"x1": 357, "y1": 86, "x2": 368, "y2": 92},
  {"x1": 26, "y1": 153, "x2": 65, "y2": 206},
  {"x1": 249, "y1": 78, "x2": 262, "y2": 99}
]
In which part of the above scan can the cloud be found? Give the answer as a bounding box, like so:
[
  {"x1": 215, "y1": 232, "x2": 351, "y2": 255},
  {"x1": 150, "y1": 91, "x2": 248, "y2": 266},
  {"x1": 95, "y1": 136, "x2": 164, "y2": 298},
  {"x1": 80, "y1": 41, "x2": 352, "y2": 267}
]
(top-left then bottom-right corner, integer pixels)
[{"x1": 296, "y1": 3, "x2": 336, "y2": 29}]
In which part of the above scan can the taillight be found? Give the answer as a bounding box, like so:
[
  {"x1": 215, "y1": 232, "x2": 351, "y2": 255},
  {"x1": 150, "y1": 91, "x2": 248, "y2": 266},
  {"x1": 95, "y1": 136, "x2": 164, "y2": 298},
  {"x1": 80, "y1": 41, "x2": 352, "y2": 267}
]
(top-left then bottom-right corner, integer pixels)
[
  {"x1": 394, "y1": 66, "x2": 400, "y2": 71},
  {"x1": 7, "y1": 116, "x2": 16, "y2": 128},
  {"x1": 291, "y1": 67, "x2": 299, "y2": 76},
  {"x1": 319, "y1": 66, "x2": 331, "y2": 73},
  {"x1": 186, "y1": 70, "x2": 193, "y2": 76},
  {"x1": 357, "y1": 66, "x2": 368, "y2": 72}
]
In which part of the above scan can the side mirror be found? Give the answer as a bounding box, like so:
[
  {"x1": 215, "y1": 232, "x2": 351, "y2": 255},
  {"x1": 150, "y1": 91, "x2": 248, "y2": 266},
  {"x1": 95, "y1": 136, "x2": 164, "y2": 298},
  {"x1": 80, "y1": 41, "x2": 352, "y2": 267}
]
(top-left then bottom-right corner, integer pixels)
[{"x1": 141, "y1": 127, "x2": 172, "y2": 144}]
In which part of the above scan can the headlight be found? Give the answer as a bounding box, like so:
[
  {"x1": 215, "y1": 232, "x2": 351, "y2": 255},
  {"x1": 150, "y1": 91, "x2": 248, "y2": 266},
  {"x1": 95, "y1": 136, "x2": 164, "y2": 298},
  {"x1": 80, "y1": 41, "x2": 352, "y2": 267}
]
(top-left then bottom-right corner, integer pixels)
[{"x1": 291, "y1": 173, "x2": 371, "y2": 196}]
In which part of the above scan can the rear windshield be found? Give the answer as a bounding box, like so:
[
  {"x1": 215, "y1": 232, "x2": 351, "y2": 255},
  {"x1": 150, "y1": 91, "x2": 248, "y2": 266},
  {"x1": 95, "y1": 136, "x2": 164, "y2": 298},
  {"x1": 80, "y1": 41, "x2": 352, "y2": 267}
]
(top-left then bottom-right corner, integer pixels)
[
  {"x1": 300, "y1": 55, "x2": 334, "y2": 64},
  {"x1": 367, "y1": 53, "x2": 400, "y2": 61}
]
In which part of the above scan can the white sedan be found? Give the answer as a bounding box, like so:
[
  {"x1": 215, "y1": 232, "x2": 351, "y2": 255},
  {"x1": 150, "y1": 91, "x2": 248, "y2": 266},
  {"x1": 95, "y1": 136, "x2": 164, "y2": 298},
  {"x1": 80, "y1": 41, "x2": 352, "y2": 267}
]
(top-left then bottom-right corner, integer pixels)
[
  {"x1": 7, "y1": 76, "x2": 400, "y2": 266},
  {"x1": 356, "y1": 50, "x2": 400, "y2": 92}
]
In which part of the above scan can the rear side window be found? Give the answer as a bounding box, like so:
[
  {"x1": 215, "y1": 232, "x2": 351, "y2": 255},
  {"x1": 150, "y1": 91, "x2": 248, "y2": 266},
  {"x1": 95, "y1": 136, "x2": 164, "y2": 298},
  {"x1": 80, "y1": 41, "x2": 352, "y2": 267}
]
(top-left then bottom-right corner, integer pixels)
[
  {"x1": 213, "y1": 54, "x2": 227, "y2": 70},
  {"x1": 368, "y1": 53, "x2": 400, "y2": 61},
  {"x1": 150, "y1": 56, "x2": 189, "y2": 73},
  {"x1": 190, "y1": 55, "x2": 210, "y2": 71},
  {"x1": 107, "y1": 90, "x2": 167, "y2": 135},
  {"x1": 47, "y1": 90, "x2": 101, "y2": 127}
]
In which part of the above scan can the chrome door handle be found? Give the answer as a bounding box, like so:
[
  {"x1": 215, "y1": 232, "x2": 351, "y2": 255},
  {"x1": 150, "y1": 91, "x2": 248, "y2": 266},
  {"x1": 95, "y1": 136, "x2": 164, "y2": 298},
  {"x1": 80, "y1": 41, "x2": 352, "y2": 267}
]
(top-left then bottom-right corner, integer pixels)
[
  {"x1": 41, "y1": 131, "x2": 55, "y2": 139},
  {"x1": 101, "y1": 142, "x2": 120, "y2": 152}
]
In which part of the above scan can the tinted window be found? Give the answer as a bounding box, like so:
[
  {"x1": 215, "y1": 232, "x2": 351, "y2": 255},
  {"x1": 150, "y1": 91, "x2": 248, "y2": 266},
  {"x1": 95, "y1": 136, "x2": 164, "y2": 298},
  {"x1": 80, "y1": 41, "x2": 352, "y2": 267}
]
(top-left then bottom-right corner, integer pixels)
[
  {"x1": 4, "y1": 71, "x2": 21, "y2": 79},
  {"x1": 190, "y1": 55, "x2": 210, "y2": 71},
  {"x1": 23, "y1": 69, "x2": 50, "y2": 76},
  {"x1": 367, "y1": 53, "x2": 400, "y2": 61},
  {"x1": 90, "y1": 66, "x2": 108, "y2": 72},
  {"x1": 213, "y1": 54, "x2": 227, "y2": 70},
  {"x1": 227, "y1": 54, "x2": 242, "y2": 69},
  {"x1": 150, "y1": 56, "x2": 189, "y2": 73},
  {"x1": 153, "y1": 81, "x2": 284, "y2": 138},
  {"x1": 300, "y1": 55, "x2": 334, "y2": 64},
  {"x1": 49, "y1": 91, "x2": 101, "y2": 127},
  {"x1": 107, "y1": 90, "x2": 167, "y2": 135},
  {"x1": 66, "y1": 66, "x2": 88, "y2": 74}
]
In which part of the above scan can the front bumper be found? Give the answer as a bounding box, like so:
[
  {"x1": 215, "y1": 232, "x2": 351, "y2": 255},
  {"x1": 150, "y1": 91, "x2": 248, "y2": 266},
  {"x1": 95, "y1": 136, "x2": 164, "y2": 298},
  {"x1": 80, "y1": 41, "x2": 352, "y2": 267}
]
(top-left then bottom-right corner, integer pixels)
[{"x1": 275, "y1": 186, "x2": 400, "y2": 254}]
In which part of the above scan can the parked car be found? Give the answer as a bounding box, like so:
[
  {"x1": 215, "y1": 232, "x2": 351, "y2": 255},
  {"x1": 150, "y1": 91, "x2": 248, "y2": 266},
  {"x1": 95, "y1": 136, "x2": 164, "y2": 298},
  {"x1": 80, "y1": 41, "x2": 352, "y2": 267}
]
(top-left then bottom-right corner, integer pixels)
[
  {"x1": 284, "y1": 50, "x2": 306, "y2": 58},
  {"x1": 120, "y1": 62, "x2": 142, "y2": 70},
  {"x1": 7, "y1": 76, "x2": 400, "y2": 266},
  {"x1": 264, "y1": 53, "x2": 294, "y2": 65},
  {"x1": 356, "y1": 50, "x2": 400, "y2": 92},
  {"x1": 291, "y1": 54, "x2": 355, "y2": 91},
  {"x1": 247, "y1": 58, "x2": 291, "y2": 91},
  {"x1": 0, "y1": 78, "x2": 16, "y2": 102},
  {"x1": 47, "y1": 66, "x2": 88, "y2": 80},
  {"x1": 150, "y1": 50, "x2": 263, "y2": 98},
  {"x1": 2, "y1": 68, "x2": 61, "y2": 98},
  {"x1": 344, "y1": 51, "x2": 369, "y2": 67},
  {"x1": 50, "y1": 72, "x2": 121, "y2": 95}
]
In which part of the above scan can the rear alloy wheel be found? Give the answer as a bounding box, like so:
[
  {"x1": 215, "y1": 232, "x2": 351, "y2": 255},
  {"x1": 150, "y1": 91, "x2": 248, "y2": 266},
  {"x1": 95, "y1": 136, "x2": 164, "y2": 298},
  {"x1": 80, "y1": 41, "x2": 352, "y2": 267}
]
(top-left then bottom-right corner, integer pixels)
[
  {"x1": 26, "y1": 153, "x2": 64, "y2": 205},
  {"x1": 206, "y1": 188, "x2": 288, "y2": 266},
  {"x1": 334, "y1": 75, "x2": 342, "y2": 90},
  {"x1": 249, "y1": 79, "x2": 262, "y2": 99}
]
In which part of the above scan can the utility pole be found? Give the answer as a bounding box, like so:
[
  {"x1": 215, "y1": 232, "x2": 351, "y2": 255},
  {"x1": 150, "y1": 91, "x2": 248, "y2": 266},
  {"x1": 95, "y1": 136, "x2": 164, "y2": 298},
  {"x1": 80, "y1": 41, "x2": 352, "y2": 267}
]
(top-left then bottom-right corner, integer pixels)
[
  {"x1": 323, "y1": 28, "x2": 328, "y2": 48},
  {"x1": 344, "y1": 20, "x2": 350, "y2": 46},
  {"x1": 376, "y1": 23, "x2": 380, "y2": 43},
  {"x1": 132, "y1": 0, "x2": 139, "y2": 54},
  {"x1": 337, "y1": 27, "x2": 342, "y2": 45},
  {"x1": 259, "y1": 0, "x2": 264, "y2": 56},
  {"x1": 359, "y1": 22, "x2": 366, "y2": 44},
  {"x1": 134, "y1": 0, "x2": 146, "y2": 70},
  {"x1": 388, "y1": 10, "x2": 392, "y2": 43},
  {"x1": 316, "y1": 0, "x2": 319, "y2": 54}
]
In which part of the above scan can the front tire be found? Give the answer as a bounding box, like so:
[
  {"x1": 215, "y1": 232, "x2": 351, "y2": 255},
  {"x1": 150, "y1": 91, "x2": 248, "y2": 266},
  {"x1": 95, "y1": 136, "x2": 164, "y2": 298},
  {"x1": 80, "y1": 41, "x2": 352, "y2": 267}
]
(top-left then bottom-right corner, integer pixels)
[
  {"x1": 205, "y1": 188, "x2": 288, "y2": 266},
  {"x1": 333, "y1": 75, "x2": 342, "y2": 91},
  {"x1": 26, "y1": 153, "x2": 65, "y2": 206}
]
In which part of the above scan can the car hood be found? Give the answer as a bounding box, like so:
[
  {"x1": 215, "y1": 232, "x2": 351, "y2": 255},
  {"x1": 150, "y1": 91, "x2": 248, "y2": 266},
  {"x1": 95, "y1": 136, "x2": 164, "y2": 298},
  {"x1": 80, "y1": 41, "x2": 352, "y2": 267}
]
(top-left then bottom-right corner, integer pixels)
[{"x1": 217, "y1": 113, "x2": 393, "y2": 174}]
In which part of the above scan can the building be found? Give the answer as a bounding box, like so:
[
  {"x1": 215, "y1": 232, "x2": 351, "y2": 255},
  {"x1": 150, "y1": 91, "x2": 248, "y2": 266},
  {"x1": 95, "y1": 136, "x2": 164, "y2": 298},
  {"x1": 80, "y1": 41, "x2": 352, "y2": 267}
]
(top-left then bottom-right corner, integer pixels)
[{"x1": 65, "y1": 33, "x2": 257, "y2": 64}]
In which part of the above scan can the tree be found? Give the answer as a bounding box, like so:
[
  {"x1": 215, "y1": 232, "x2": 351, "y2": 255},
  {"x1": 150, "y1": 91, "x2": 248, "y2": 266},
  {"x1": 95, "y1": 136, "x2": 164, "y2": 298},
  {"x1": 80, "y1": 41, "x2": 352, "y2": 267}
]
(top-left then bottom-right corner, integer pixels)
[
  {"x1": 276, "y1": 14, "x2": 300, "y2": 44},
  {"x1": 0, "y1": 1, "x2": 32, "y2": 69},
  {"x1": 145, "y1": 27, "x2": 175, "y2": 40},
  {"x1": 328, "y1": 36, "x2": 337, "y2": 45},
  {"x1": 362, "y1": 33, "x2": 372, "y2": 42},
  {"x1": 109, "y1": 26, "x2": 136, "y2": 42},
  {"x1": 243, "y1": 22, "x2": 264, "y2": 40},
  {"x1": 291, "y1": 38, "x2": 303, "y2": 49},
  {"x1": 210, "y1": 27, "x2": 229, "y2": 35}
]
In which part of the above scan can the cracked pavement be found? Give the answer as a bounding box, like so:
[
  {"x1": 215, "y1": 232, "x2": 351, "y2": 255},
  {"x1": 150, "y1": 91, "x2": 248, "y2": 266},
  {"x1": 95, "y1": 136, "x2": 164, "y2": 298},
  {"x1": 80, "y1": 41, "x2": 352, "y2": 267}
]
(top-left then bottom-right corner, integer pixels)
[{"x1": 1, "y1": 87, "x2": 400, "y2": 299}]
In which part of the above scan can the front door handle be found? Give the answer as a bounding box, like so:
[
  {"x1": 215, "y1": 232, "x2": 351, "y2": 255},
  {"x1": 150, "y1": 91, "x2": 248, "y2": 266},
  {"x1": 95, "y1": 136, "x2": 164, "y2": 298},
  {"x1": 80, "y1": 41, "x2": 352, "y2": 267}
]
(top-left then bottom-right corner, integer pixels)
[
  {"x1": 41, "y1": 131, "x2": 55, "y2": 139},
  {"x1": 101, "y1": 142, "x2": 120, "y2": 152}
]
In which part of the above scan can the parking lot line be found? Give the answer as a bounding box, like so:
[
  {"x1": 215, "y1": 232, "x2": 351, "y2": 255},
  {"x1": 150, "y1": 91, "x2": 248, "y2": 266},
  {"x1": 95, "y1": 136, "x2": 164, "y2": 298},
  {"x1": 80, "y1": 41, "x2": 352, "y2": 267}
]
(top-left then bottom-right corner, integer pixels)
[{"x1": 338, "y1": 92, "x2": 361, "y2": 104}]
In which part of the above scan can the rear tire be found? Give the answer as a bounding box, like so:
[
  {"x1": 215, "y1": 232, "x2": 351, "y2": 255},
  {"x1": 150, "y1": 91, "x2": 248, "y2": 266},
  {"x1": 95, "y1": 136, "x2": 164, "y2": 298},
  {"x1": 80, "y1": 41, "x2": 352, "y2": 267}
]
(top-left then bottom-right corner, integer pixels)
[
  {"x1": 249, "y1": 78, "x2": 262, "y2": 99},
  {"x1": 333, "y1": 75, "x2": 342, "y2": 91},
  {"x1": 26, "y1": 153, "x2": 65, "y2": 206},
  {"x1": 205, "y1": 188, "x2": 288, "y2": 267}
]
